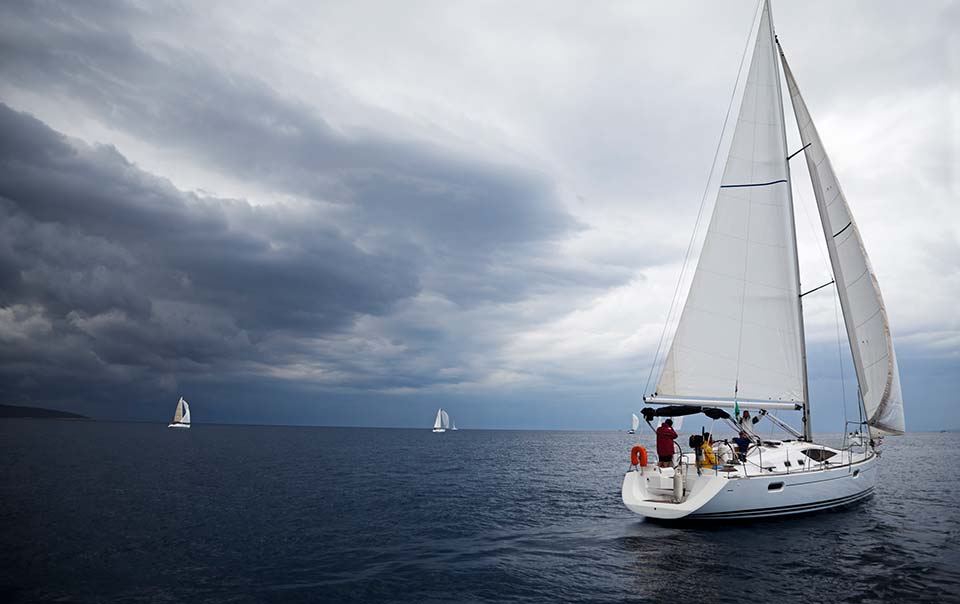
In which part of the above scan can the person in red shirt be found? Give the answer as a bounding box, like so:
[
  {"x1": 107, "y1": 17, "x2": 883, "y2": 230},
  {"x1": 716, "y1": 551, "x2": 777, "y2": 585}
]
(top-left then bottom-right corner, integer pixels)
[{"x1": 656, "y1": 418, "x2": 678, "y2": 468}]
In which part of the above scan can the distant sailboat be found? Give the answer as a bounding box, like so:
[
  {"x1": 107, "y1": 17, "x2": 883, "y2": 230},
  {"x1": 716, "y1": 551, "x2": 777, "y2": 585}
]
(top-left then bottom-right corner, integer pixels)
[
  {"x1": 432, "y1": 408, "x2": 450, "y2": 433},
  {"x1": 167, "y1": 397, "x2": 191, "y2": 429},
  {"x1": 451, "y1": 419, "x2": 458, "y2": 431},
  {"x1": 628, "y1": 413, "x2": 639, "y2": 434}
]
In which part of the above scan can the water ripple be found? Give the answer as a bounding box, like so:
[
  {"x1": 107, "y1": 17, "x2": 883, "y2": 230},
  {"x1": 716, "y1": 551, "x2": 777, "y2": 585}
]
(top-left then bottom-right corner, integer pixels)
[{"x1": 0, "y1": 422, "x2": 957, "y2": 603}]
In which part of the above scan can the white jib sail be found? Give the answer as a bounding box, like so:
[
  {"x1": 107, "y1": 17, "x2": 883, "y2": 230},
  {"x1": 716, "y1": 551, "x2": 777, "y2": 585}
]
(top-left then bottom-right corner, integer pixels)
[
  {"x1": 180, "y1": 399, "x2": 191, "y2": 425},
  {"x1": 433, "y1": 408, "x2": 444, "y2": 429},
  {"x1": 441, "y1": 410, "x2": 450, "y2": 430},
  {"x1": 656, "y1": 1, "x2": 805, "y2": 405},
  {"x1": 631, "y1": 414, "x2": 640, "y2": 432},
  {"x1": 779, "y1": 45, "x2": 905, "y2": 434}
]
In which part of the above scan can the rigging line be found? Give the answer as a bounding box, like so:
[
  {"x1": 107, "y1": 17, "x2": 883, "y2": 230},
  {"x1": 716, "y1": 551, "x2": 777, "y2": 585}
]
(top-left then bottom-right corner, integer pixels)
[
  {"x1": 786, "y1": 142, "x2": 812, "y2": 160},
  {"x1": 800, "y1": 279, "x2": 835, "y2": 298},
  {"x1": 836, "y1": 288, "x2": 848, "y2": 434},
  {"x1": 642, "y1": 0, "x2": 763, "y2": 397},
  {"x1": 793, "y1": 181, "x2": 849, "y2": 432},
  {"x1": 793, "y1": 181, "x2": 832, "y2": 278}
]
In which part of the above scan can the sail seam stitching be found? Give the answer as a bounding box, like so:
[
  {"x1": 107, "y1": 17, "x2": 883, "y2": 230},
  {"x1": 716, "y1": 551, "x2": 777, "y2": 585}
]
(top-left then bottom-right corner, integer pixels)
[
  {"x1": 845, "y1": 267, "x2": 871, "y2": 290},
  {"x1": 705, "y1": 230, "x2": 791, "y2": 248},
  {"x1": 861, "y1": 353, "x2": 889, "y2": 370},
  {"x1": 854, "y1": 306, "x2": 883, "y2": 330},
  {"x1": 697, "y1": 264, "x2": 794, "y2": 291},
  {"x1": 672, "y1": 343, "x2": 804, "y2": 377}
]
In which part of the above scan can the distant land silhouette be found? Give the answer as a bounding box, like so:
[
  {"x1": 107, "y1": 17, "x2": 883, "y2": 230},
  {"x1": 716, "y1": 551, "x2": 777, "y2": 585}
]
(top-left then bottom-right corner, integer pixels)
[{"x1": 0, "y1": 404, "x2": 89, "y2": 420}]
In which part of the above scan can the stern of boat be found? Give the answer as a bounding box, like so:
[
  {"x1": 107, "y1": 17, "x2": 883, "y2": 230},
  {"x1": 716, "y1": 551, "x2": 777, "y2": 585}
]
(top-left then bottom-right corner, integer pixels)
[{"x1": 622, "y1": 466, "x2": 726, "y2": 520}]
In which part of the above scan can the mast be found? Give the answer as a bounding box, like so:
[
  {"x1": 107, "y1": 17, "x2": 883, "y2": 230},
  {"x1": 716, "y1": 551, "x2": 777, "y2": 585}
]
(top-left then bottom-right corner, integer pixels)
[{"x1": 767, "y1": 1, "x2": 812, "y2": 441}]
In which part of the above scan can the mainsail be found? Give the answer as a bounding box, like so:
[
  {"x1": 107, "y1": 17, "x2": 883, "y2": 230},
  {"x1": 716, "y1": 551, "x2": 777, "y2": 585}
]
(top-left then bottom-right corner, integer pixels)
[
  {"x1": 779, "y1": 45, "x2": 905, "y2": 434},
  {"x1": 655, "y1": 1, "x2": 805, "y2": 405},
  {"x1": 441, "y1": 410, "x2": 450, "y2": 430},
  {"x1": 433, "y1": 408, "x2": 444, "y2": 430}
]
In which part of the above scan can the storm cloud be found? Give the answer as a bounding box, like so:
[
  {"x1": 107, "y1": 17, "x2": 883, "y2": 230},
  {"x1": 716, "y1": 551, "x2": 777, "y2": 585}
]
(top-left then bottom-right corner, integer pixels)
[
  {"x1": 0, "y1": 102, "x2": 419, "y2": 387},
  {"x1": 0, "y1": 97, "x2": 592, "y2": 414},
  {"x1": 0, "y1": 1, "x2": 593, "y2": 303}
]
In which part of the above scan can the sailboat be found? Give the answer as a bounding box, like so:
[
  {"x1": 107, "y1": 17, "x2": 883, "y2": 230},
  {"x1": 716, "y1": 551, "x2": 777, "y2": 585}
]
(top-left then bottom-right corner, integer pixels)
[
  {"x1": 432, "y1": 408, "x2": 450, "y2": 433},
  {"x1": 628, "y1": 413, "x2": 639, "y2": 434},
  {"x1": 622, "y1": 0, "x2": 904, "y2": 520},
  {"x1": 167, "y1": 397, "x2": 191, "y2": 429},
  {"x1": 451, "y1": 419, "x2": 459, "y2": 431}
]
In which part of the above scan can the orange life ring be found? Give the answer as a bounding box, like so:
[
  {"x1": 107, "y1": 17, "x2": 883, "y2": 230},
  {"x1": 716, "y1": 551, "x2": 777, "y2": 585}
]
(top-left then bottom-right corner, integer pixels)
[{"x1": 631, "y1": 445, "x2": 648, "y2": 467}]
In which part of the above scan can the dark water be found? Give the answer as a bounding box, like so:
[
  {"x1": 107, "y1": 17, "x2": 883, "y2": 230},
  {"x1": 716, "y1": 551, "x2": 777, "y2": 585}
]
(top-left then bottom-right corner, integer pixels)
[{"x1": 1, "y1": 421, "x2": 958, "y2": 603}]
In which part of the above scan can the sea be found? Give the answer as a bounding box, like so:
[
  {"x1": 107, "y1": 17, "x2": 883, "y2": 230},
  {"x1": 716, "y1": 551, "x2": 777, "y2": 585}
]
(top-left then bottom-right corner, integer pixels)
[{"x1": 1, "y1": 420, "x2": 957, "y2": 603}]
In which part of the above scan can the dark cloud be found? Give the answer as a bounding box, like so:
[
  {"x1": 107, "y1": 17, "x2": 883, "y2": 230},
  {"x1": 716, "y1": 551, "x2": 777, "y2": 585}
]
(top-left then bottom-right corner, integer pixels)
[
  {"x1": 0, "y1": 0, "x2": 588, "y2": 308},
  {"x1": 0, "y1": 104, "x2": 427, "y2": 406},
  {"x1": 0, "y1": 75, "x2": 586, "y2": 415},
  {"x1": 0, "y1": 1, "x2": 607, "y2": 419}
]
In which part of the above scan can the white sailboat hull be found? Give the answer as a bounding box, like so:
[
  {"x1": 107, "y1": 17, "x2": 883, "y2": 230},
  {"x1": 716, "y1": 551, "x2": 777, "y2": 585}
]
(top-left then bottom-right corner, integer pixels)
[
  {"x1": 622, "y1": 443, "x2": 878, "y2": 520},
  {"x1": 167, "y1": 423, "x2": 190, "y2": 429},
  {"x1": 432, "y1": 428, "x2": 445, "y2": 433}
]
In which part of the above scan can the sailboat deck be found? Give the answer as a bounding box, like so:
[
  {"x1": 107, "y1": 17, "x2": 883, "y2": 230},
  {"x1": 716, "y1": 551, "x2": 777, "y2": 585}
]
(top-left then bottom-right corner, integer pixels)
[{"x1": 663, "y1": 439, "x2": 873, "y2": 481}]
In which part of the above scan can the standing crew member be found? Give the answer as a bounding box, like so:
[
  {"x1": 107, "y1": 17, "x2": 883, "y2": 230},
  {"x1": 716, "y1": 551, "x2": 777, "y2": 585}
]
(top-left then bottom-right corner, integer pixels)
[
  {"x1": 732, "y1": 431, "x2": 751, "y2": 462},
  {"x1": 656, "y1": 419, "x2": 678, "y2": 468},
  {"x1": 740, "y1": 410, "x2": 759, "y2": 439}
]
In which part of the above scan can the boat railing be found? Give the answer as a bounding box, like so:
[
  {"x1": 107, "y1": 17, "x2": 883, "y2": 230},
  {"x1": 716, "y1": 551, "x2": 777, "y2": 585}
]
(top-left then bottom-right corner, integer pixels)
[
  {"x1": 639, "y1": 427, "x2": 873, "y2": 480},
  {"x1": 672, "y1": 440, "x2": 685, "y2": 469}
]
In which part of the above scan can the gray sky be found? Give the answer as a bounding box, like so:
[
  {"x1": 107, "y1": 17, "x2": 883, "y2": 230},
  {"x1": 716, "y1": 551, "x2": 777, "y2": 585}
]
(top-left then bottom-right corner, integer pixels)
[{"x1": 0, "y1": 1, "x2": 956, "y2": 431}]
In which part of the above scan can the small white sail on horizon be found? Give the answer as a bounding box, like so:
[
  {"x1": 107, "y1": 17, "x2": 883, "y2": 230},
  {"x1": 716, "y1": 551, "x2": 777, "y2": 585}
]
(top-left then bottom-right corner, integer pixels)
[
  {"x1": 167, "y1": 396, "x2": 191, "y2": 429},
  {"x1": 432, "y1": 408, "x2": 448, "y2": 433},
  {"x1": 629, "y1": 413, "x2": 639, "y2": 434}
]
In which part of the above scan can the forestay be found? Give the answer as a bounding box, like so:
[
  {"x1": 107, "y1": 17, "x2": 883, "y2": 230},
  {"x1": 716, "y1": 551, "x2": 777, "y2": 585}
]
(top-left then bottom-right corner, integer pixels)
[
  {"x1": 778, "y1": 45, "x2": 905, "y2": 434},
  {"x1": 656, "y1": 2, "x2": 805, "y2": 405}
]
